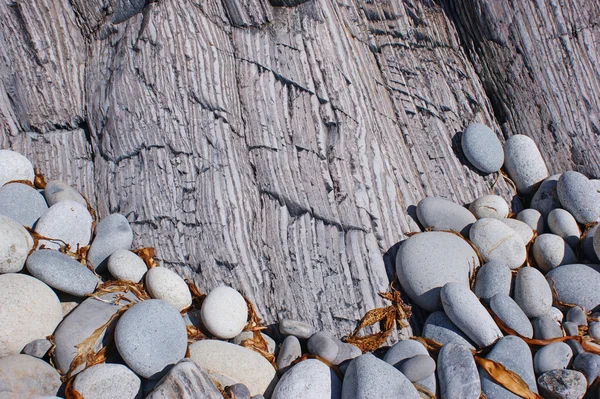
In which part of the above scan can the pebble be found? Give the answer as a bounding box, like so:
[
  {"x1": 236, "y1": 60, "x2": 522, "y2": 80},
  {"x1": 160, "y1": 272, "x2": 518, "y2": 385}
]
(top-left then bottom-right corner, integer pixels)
[
  {"x1": 226, "y1": 384, "x2": 251, "y2": 399},
  {"x1": 21, "y1": 338, "x2": 52, "y2": 358},
  {"x1": 201, "y1": 286, "x2": 248, "y2": 339},
  {"x1": 584, "y1": 222, "x2": 600, "y2": 262},
  {"x1": 548, "y1": 208, "x2": 581, "y2": 248},
  {"x1": 73, "y1": 363, "x2": 142, "y2": 399},
  {"x1": 592, "y1": 227, "x2": 600, "y2": 262},
  {"x1": 533, "y1": 342, "x2": 573, "y2": 375},
  {"x1": 517, "y1": 208, "x2": 544, "y2": 233},
  {"x1": 87, "y1": 213, "x2": 133, "y2": 272},
  {"x1": 307, "y1": 332, "x2": 360, "y2": 365},
  {"x1": 145, "y1": 267, "x2": 192, "y2": 311},
  {"x1": 572, "y1": 352, "x2": 600, "y2": 386},
  {"x1": 0, "y1": 183, "x2": 48, "y2": 227},
  {"x1": 563, "y1": 322, "x2": 585, "y2": 357},
  {"x1": 441, "y1": 282, "x2": 503, "y2": 347},
  {"x1": 115, "y1": 299, "x2": 188, "y2": 379},
  {"x1": 490, "y1": 293, "x2": 533, "y2": 338},
  {"x1": 437, "y1": 343, "x2": 480, "y2": 399},
  {"x1": 422, "y1": 311, "x2": 476, "y2": 349},
  {"x1": 396, "y1": 231, "x2": 479, "y2": 311},
  {"x1": 469, "y1": 218, "x2": 526, "y2": 269},
  {"x1": 461, "y1": 123, "x2": 504, "y2": 174},
  {"x1": 558, "y1": 171, "x2": 600, "y2": 224},
  {"x1": 468, "y1": 195, "x2": 509, "y2": 220},
  {"x1": 398, "y1": 354, "x2": 435, "y2": 382},
  {"x1": 189, "y1": 340, "x2": 278, "y2": 397},
  {"x1": 342, "y1": 353, "x2": 420, "y2": 399},
  {"x1": 107, "y1": 249, "x2": 148, "y2": 282},
  {"x1": 532, "y1": 234, "x2": 577, "y2": 273},
  {"x1": 513, "y1": 267, "x2": 553, "y2": 318},
  {"x1": 502, "y1": 218, "x2": 534, "y2": 245},
  {"x1": 0, "y1": 149, "x2": 35, "y2": 187},
  {"x1": 35, "y1": 200, "x2": 93, "y2": 250},
  {"x1": 383, "y1": 339, "x2": 436, "y2": 393},
  {"x1": 546, "y1": 264, "x2": 600, "y2": 311},
  {"x1": 547, "y1": 307, "x2": 565, "y2": 323},
  {"x1": 277, "y1": 336, "x2": 302, "y2": 373},
  {"x1": 589, "y1": 322, "x2": 600, "y2": 341},
  {"x1": 233, "y1": 331, "x2": 276, "y2": 354},
  {"x1": 531, "y1": 174, "x2": 562, "y2": 217},
  {"x1": 566, "y1": 307, "x2": 588, "y2": 326},
  {"x1": 279, "y1": 318, "x2": 314, "y2": 339},
  {"x1": 537, "y1": 369, "x2": 587, "y2": 399},
  {"x1": 44, "y1": 180, "x2": 87, "y2": 207},
  {"x1": 474, "y1": 261, "x2": 512, "y2": 305},
  {"x1": 0, "y1": 273, "x2": 62, "y2": 357},
  {"x1": 416, "y1": 196, "x2": 476, "y2": 236},
  {"x1": 532, "y1": 314, "x2": 564, "y2": 339},
  {"x1": 271, "y1": 358, "x2": 340, "y2": 399},
  {"x1": 480, "y1": 336, "x2": 538, "y2": 397},
  {"x1": 503, "y1": 134, "x2": 549, "y2": 196},
  {"x1": 0, "y1": 214, "x2": 33, "y2": 273},
  {"x1": 0, "y1": 354, "x2": 61, "y2": 397},
  {"x1": 145, "y1": 359, "x2": 223, "y2": 399},
  {"x1": 26, "y1": 249, "x2": 98, "y2": 296}
]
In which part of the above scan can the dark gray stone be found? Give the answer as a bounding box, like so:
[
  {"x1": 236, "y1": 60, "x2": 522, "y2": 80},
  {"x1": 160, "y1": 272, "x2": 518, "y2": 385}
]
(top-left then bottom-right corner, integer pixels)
[
  {"x1": 416, "y1": 196, "x2": 476, "y2": 236},
  {"x1": 21, "y1": 338, "x2": 52, "y2": 359},
  {"x1": 0, "y1": 183, "x2": 48, "y2": 227},
  {"x1": 474, "y1": 261, "x2": 512, "y2": 305},
  {"x1": 557, "y1": 171, "x2": 600, "y2": 224},
  {"x1": 546, "y1": 264, "x2": 600, "y2": 311},
  {"x1": 532, "y1": 315, "x2": 564, "y2": 340},
  {"x1": 490, "y1": 293, "x2": 533, "y2": 338},
  {"x1": 88, "y1": 213, "x2": 133, "y2": 273},
  {"x1": 461, "y1": 123, "x2": 504, "y2": 174},
  {"x1": 533, "y1": 342, "x2": 573, "y2": 375},
  {"x1": 537, "y1": 369, "x2": 587, "y2": 399},
  {"x1": 145, "y1": 359, "x2": 222, "y2": 399},
  {"x1": 0, "y1": 354, "x2": 61, "y2": 398},
  {"x1": 422, "y1": 311, "x2": 476, "y2": 350},
  {"x1": 437, "y1": 343, "x2": 480, "y2": 399}
]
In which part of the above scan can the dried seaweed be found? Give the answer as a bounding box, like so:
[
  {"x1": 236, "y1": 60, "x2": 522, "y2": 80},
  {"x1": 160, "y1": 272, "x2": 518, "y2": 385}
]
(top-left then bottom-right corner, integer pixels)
[
  {"x1": 132, "y1": 247, "x2": 159, "y2": 269},
  {"x1": 474, "y1": 356, "x2": 542, "y2": 399}
]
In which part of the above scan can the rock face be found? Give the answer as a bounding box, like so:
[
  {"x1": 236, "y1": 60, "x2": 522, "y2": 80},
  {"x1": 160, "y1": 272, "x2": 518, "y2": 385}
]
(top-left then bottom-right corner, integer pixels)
[
  {"x1": 0, "y1": 354, "x2": 62, "y2": 398},
  {"x1": 146, "y1": 359, "x2": 223, "y2": 399}
]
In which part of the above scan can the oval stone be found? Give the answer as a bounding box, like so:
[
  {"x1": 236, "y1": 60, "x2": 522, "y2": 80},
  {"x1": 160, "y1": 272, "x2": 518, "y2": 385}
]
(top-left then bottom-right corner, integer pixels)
[
  {"x1": 0, "y1": 354, "x2": 61, "y2": 397},
  {"x1": 0, "y1": 183, "x2": 48, "y2": 227},
  {"x1": 422, "y1": 311, "x2": 475, "y2": 349},
  {"x1": 548, "y1": 208, "x2": 580, "y2": 248},
  {"x1": 416, "y1": 196, "x2": 476, "y2": 236},
  {"x1": 532, "y1": 234, "x2": 577, "y2": 273},
  {"x1": 546, "y1": 264, "x2": 600, "y2": 311},
  {"x1": 0, "y1": 150, "x2": 34, "y2": 187},
  {"x1": 572, "y1": 353, "x2": 600, "y2": 386},
  {"x1": 503, "y1": 135, "x2": 549, "y2": 196},
  {"x1": 558, "y1": 171, "x2": 600, "y2": 224},
  {"x1": 461, "y1": 123, "x2": 504, "y2": 174},
  {"x1": 396, "y1": 232, "x2": 479, "y2": 312},
  {"x1": 201, "y1": 286, "x2": 248, "y2": 339},
  {"x1": 73, "y1": 363, "x2": 142, "y2": 399},
  {"x1": 279, "y1": 318, "x2": 314, "y2": 339},
  {"x1": 437, "y1": 343, "x2": 480, "y2": 399},
  {"x1": 517, "y1": 209, "x2": 544, "y2": 233},
  {"x1": 502, "y1": 218, "x2": 534, "y2": 245},
  {"x1": 584, "y1": 222, "x2": 600, "y2": 262},
  {"x1": 533, "y1": 342, "x2": 572, "y2": 375},
  {"x1": 514, "y1": 267, "x2": 553, "y2": 318},
  {"x1": 271, "y1": 359, "x2": 339, "y2": 399},
  {"x1": 398, "y1": 354, "x2": 436, "y2": 382},
  {"x1": 35, "y1": 200, "x2": 92, "y2": 251},
  {"x1": 470, "y1": 218, "x2": 526, "y2": 269},
  {"x1": 468, "y1": 195, "x2": 509, "y2": 220},
  {"x1": 107, "y1": 249, "x2": 148, "y2": 283},
  {"x1": 87, "y1": 213, "x2": 133, "y2": 273},
  {"x1": 146, "y1": 267, "x2": 192, "y2": 311},
  {"x1": 383, "y1": 339, "x2": 436, "y2": 393},
  {"x1": 277, "y1": 336, "x2": 302, "y2": 372},
  {"x1": 474, "y1": 261, "x2": 512, "y2": 305},
  {"x1": 537, "y1": 369, "x2": 587, "y2": 399},
  {"x1": 532, "y1": 314, "x2": 563, "y2": 340},
  {"x1": 115, "y1": 299, "x2": 188, "y2": 379},
  {"x1": 530, "y1": 174, "x2": 561, "y2": 217},
  {"x1": 44, "y1": 180, "x2": 87, "y2": 207},
  {"x1": 0, "y1": 214, "x2": 33, "y2": 273},
  {"x1": 490, "y1": 293, "x2": 533, "y2": 338}
]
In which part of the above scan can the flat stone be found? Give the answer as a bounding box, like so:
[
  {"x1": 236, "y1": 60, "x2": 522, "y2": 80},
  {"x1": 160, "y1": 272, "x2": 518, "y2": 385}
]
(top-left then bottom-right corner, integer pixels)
[
  {"x1": 480, "y1": 336, "x2": 538, "y2": 398},
  {"x1": 532, "y1": 234, "x2": 577, "y2": 273},
  {"x1": 514, "y1": 267, "x2": 553, "y2": 318},
  {"x1": 490, "y1": 293, "x2": 533, "y2": 338},
  {"x1": 277, "y1": 335, "x2": 302, "y2": 373},
  {"x1": 189, "y1": 339, "x2": 278, "y2": 397},
  {"x1": 533, "y1": 314, "x2": 563, "y2": 340},
  {"x1": 503, "y1": 135, "x2": 549, "y2": 196},
  {"x1": 583, "y1": 222, "x2": 600, "y2": 262},
  {"x1": 396, "y1": 232, "x2": 479, "y2": 311},
  {"x1": 546, "y1": 264, "x2": 600, "y2": 311},
  {"x1": 146, "y1": 359, "x2": 223, "y2": 399},
  {"x1": 271, "y1": 359, "x2": 339, "y2": 399},
  {"x1": 437, "y1": 343, "x2": 480, "y2": 399},
  {"x1": 517, "y1": 209, "x2": 544, "y2": 233},
  {"x1": 416, "y1": 196, "x2": 476, "y2": 236},
  {"x1": 342, "y1": 353, "x2": 420, "y2": 399},
  {"x1": 26, "y1": 249, "x2": 98, "y2": 296},
  {"x1": 0, "y1": 214, "x2": 33, "y2": 273},
  {"x1": 0, "y1": 183, "x2": 48, "y2": 227},
  {"x1": 572, "y1": 352, "x2": 600, "y2": 386},
  {"x1": 145, "y1": 267, "x2": 192, "y2": 311},
  {"x1": 461, "y1": 123, "x2": 504, "y2": 174},
  {"x1": 468, "y1": 195, "x2": 509, "y2": 220},
  {"x1": 0, "y1": 274, "x2": 62, "y2": 357},
  {"x1": 383, "y1": 339, "x2": 436, "y2": 393},
  {"x1": 566, "y1": 307, "x2": 588, "y2": 326},
  {"x1": 87, "y1": 213, "x2": 133, "y2": 273},
  {"x1": 115, "y1": 299, "x2": 187, "y2": 379},
  {"x1": 107, "y1": 249, "x2": 148, "y2": 283},
  {"x1": 558, "y1": 171, "x2": 600, "y2": 224},
  {"x1": 279, "y1": 318, "x2": 314, "y2": 339},
  {"x1": 398, "y1": 354, "x2": 435, "y2": 382},
  {"x1": 474, "y1": 261, "x2": 512, "y2": 305},
  {"x1": 533, "y1": 342, "x2": 572, "y2": 375},
  {"x1": 422, "y1": 311, "x2": 475, "y2": 350},
  {"x1": 502, "y1": 218, "x2": 534, "y2": 245},
  {"x1": 21, "y1": 338, "x2": 52, "y2": 358},
  {"x1": 0, "y1": 354, "x2": 61, "y2": 397},
  {"x1": 201, "y1": 285, "x2": 248, "y2": 339},
  {"x1": 0, "y1": 150, "x2": 34, "y2": 187},
  {"x1": 548, "y1": 209, "x2": 581, "y2": 248},
  {"x1": 44, "y1": 180, "x2": 87, "y2": 207},
  {"x1": 441, "y1": 282, "x2": 503, "y2": 347},
  {"x1": 73, "y1": 363, "x2": 142, "y2": 399},
  {"x1": 538, "y1": 369, "x2": 587, "y2": 399},
  {"x1": 470, "y1": 218, "x2": 526, "y2": 269},
  {"x1": 233, "y1": 331, "x2": 276, "y2": 354},
  {"x1": 35, "y1": 200, "x2": 92, "y2": 251},
  {"x1": 531, "y1": 174, "x2": 562, "y2": 217}
]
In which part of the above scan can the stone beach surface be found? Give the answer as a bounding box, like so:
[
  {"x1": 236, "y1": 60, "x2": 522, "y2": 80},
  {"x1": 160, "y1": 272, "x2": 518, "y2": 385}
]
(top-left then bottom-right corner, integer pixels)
[{"x1": 1, "y1": 126, "x2": 600, "y2": 399}]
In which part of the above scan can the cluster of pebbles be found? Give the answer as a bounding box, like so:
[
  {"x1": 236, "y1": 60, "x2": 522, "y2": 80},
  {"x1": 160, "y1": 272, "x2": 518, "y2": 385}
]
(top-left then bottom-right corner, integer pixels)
[{"x1": 1, "y1": 122, "x2": 600, "y2": 399}]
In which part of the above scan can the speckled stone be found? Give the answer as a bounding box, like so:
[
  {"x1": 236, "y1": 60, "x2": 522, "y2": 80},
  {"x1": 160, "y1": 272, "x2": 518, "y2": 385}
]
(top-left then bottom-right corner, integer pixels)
[
  {"x1": 107, "y1": 249, "x2": 148, "y2": 283},
  {"x1": 398, "y1": 354, "x2": 435, "y2": 382},
  {"x1": 589, "y1": 322, "x2": 600, "y2": 341},
  {"x1": 533, "y1": 342, "x2": 573, "y2": 375},
  {"x1": 538, "y1": 369, "x2": 587, "y2": 399},
  {"x1": 0, "y1": 214, "x2": 33, "y2": 273},
  {"x1": 34, "y1": 200, "x2": 93, "y2": 251},
  {"x1": 383, "y1": 339, "x2": 436, "y2": 393},
  {"x1": 21, "y1": 338, "x2": 52, "y2": 358},
  {"x1": 0, "y1": 150, "x2": 34, "y2": 187},
  {"x1": 572, "y1": 352, "x2": 600, "y2": 386},
  {"x1": 271, "y1": 359, "x2": 340, "y2": 399},
  {"x1": 0, "y1": 354, "x2": 61, "y2": 398},
  {"x1": 468, "y1": 195, "x2": 509, "y2": 220},
  {"x1": 470, "y1": 218, "x2": 526, "y2": 269},
  {"x1": 307, "y1": 332, "x2": 360, "y2": 365},
  {"x1": 533, "y1": 315, "x2": 563, "y2": 340},
  {"x1": 514, "y1": 267, "x2": 553, "y2": 318},
  {"x1": 145, "y1": 267, "x2": 192, "y2": 311},
  {"x1": 558, "y1": 171, "x2": 600, "y2": 224},
  {"x1": 531, "y1": 174, "x2": 562, "y2": 217},
  {"x1": 517, "y1": 209, "x2": 544, "y2": 233},
  {"x1": 73, "y1": 363, "x2": 142, "y2": 399},
  {"x1": 201, "y1": 286, "x2": 248, "y2": 339},
  {"x1": 437, "y1": 343, "x2": 480, "y2": 399},
  {"x1": 279, "y1": 319, "x2": 314, "y2": 339},
  {"x1": 416, "y1": 196, "x2": 476, "y2": 236},
  {"x1": 502, "y1": 218, "x2": 534, "y2": 245},
  {"x1": 548, "y1": 208, "x2": 581, "y2": 248},
  {"x1": 474, "y1": 261, "x2": 512, "y2": 305},
  {"x1": 0, "y1": 183, "x2": 48, "y2": 227},
  {"x1": 277, "y1": 336, "x2": 302, "y2": 373},
  {"x1": 532, "y1": 234, "x2": 577, "y2": 273},
  {"x1": 490, "y1": 293, "x2": 533, "y2": 338},
  {"x1": 566, "y1": 307, "x2": 588, "y2": 326},
  {"x1": 44, "y1": 180, "x2": 87, "y2": 207},
  {"x1": 87, "y1": 213, "x2": 133, "y2": 273},
  {"x1": 422, "y1": 311, "x2": 475, "y2": 349},
  {"x1": 503, "y1": 135, "x2": 549, "y2": 196},
  {"x1": 461, "y1": 123, "x2": 504, "y2": 174},
  {"x1": 546, "y1": 264, "x2": 600, "y2": 311}
]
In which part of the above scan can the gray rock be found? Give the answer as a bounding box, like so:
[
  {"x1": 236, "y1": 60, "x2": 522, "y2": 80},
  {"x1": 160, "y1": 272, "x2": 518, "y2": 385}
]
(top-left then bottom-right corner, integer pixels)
[
  {"x1": 589, "y1": 322, "x2": 600, "y2": 341},
  {"x1": 0, "y1": 183, "x2": 48, "y2": 227},
  {"x1": 533, "y1": 314, "x2": 563, "y2": 339},
  {"x1": 383, "y1": 339, "x2": 436, "y2": 393},
  {"x1": 226, "y1": 384, "x2": 251, "y2": 399},
  {"x1": 480, "y1": 336, "x2": 538, "y2": 398},
  {"x1": 342, "y1": 353, "x2": 420, "y2": 399},
  {"x1": 548, "y1": 208, "x2": 581, "y2": 248},
  {"x1": 547, "y1": 307, "x2": 565, "y2": 323},
  {"x1": 531, "y1": 174, "x2": 562, "y2": 217},
  {"x1": 398, "y1": 354, "x2": 435, "y2": 382},
  {"x1": 44, "y1": 180, "x2": 87, "y2": 207},
  {"x1": 21, "y1": 338, "x2": 52, "y2": 358},
  {"x1": 396, "y1": 232, "x2": 479, "y2": 311},
  {"x1": 532, "y1": 234, "x2": 577, "y2": 273},
  {"x1": 563, "y1": 321, "x2": 585, "y2": 357},
  {"x1": 107, "y1": 249, "x2": 148, "y2": 283},
  {"x1": 514, "y1": 267, "x2": 553, "y2": 318},
  {"x1": 279, "y1": 318, "x2": 314, "y2": 339},
  {"x1": 546, "y1": 264, "x2": 600, "y2": 311},
  {"x1": 145, "y1": 266, "x2": 192, "y2": 311},
  {"x1": 88, "y1": 213, "x2": 133, "y2": 273},
  {"x1": 35, "y1": 200, "x2": 93, "y2": 251},
  {"x1": 0, "y1": 354, "x2": 61, "y2": 397},
  {"x1": 73, "y1": 363, "x2": 142, "y2": 399},
  {"x1": 26, "y1": 249, "x2": 98, "y2": 296},
  {"x1": 271, "y1": 358, "x2": 340, "y2": 399},
  {"x1": 502, "y1": 218, "x2": 534, "y2": 245},
  {"x1": 201, "y1": 285, "x2": 248, "y2": 339},
  {"x1": 533, "y1": 342, "x2": 573, "y2": 375},
  {"x1": 490, "y1": 293, "x2": 533, "y2": 338},
  {"x1": 461, "y1": 123, "x2": 504, "y2": 174},
  {"x1": 416, "y1": 196, "x2": 476, "y2": 236},
  {"x1": 307, "y1": 332, "x2": 360, "y2": 365},
  {"x1": 437, "y1": 343, "x2": 480, "y2": 399},
  {"x1": 503, "y1": 135, "x2": 549, "y2": 196},
  {"x1": 583, "y1": 222, "x2": 600, "y2": 262},
  {"x1": 474, "y1": 261, "x2": 512, "y2": 305},
  {"x1": 0, "y1": 150, "x2": 34, "y2": 187},
  {"x1": 0, "y1": 214, "x2": 33, "y2": 273},
  {"x1": 277, "y1": 335, "x2": 302, "y2": 373},
  {"x1": 115, "y1": 299, "x2": 187, "y2": 379},
  {"x1": 233, "y1": 331, "x2": 276, "y2": 354},
  {"x1": 251, "y1": 396, "x2": 266, "y2": 399},
  {"x1": 572, "y1": 352, "x2": 600, "y2": 386},
  {"x1": 566, "y1": 307, "x2": 588, "y2": 326},
  {"x1": 422, "y1": 311, "x2": 476, "y2": 350},
  {"x1": 538, "y1": 369, "x2": 587, "y2": 399},
  {"x1": 593, "y1": 227, "x2": 600, "y2": 263},
  {"x1": 469, "y1": 195, "x2": 509, "y2": 220},
  {"x1": 335, "y1": 342, "x2": 361, "y2": 366},
  {"x1": 470, "y1": 218, "x2": 526, "y2": 270},
  {"x1": 558, "y1": 171, "x2": 600, "y2": 224},
  {"x1": 517, "y1": 208, "x2": 544, "y2": 233},
  {"x1": 145, "y1": 359, "x2": 223, "y2": 399}
]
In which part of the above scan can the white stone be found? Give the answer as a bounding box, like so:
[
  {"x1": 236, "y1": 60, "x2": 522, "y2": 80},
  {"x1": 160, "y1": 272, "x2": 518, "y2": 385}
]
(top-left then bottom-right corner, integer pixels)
[
  {"x1": 34, "y1": 200, "x2": 92, "y2": 251},
  {"x1": 271, "y1": 359, "x2": 340, "y2": 399},
  {"x1": 469, "y1": 218, "x2": 526, "y2": 269},
  {"x1": 416, "y1": 196, "x2": 476, "y2": 236},
  {"x1": 514, "y1": 267, "x2": 553, "y2": 318},
  {"x1": 145, "y1": 267, "x2": 192, "y2": 311},
  {"x1": 73, "y1": 363, "x2": 142, "y2": 399},
  {"x1": 0, "y1": 215, "x2": 33, "y2": 273},
  {"x1": 461, "y1": 123, "x2": 504, "y2": 174},
  {"x1": 503, "y1": 135, "x2": 549, "y2": 196},
  {"x1": 517, "y1": 209, "x2": 544, "y2": 233},
  {"x1": 44, "y1": 180, "x2": 87, "y2": 207},
  {"x1": 502, "y1": 218, "x2": 534, "y2": 245},
  {"x1": 108, "y1": 249, "x2": 148, "y2": 283},
  {"x1": 0, "y1": 150, "x2": 34, "y2": 187},
  {"x1": 533, "y1": 234, "x2": 577, "y2": 273},
  {"x1": 558, "y1": 171, "x2": 600, "y2": 224},
  {"x1": 201, "y1": 286, "x2": 248, "y2": 339},
  {"x1": 547, "y1": 208, "x2": 580, "y2": 248},
  {"x1": 468, "y1": 195, "x2": 509, "y2": 220}
]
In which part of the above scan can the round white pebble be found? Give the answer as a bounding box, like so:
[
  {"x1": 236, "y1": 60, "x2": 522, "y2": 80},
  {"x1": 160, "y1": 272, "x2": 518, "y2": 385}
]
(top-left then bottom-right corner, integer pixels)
[
  {"x1": 468, "y1": 195, "x2": 509, "y2": 220},
  {"x1": 145, "y1": 267, "x2": 192, "y2": 311},
  {"x1": 0, "y1": 150, "x2": 34, "y2": 187},
  {"x1": 108, "y1": 249, "x2": 148, "y2": 283},
  {"x1": 201, "y1": 286, "x2": 248, "y2": 339},
  {"x1": 503, "y1": 135, "x2": 549, "y2": 196},
  {"x1": 0, "y1": 215, "x2": 33, "y2": 273}
]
